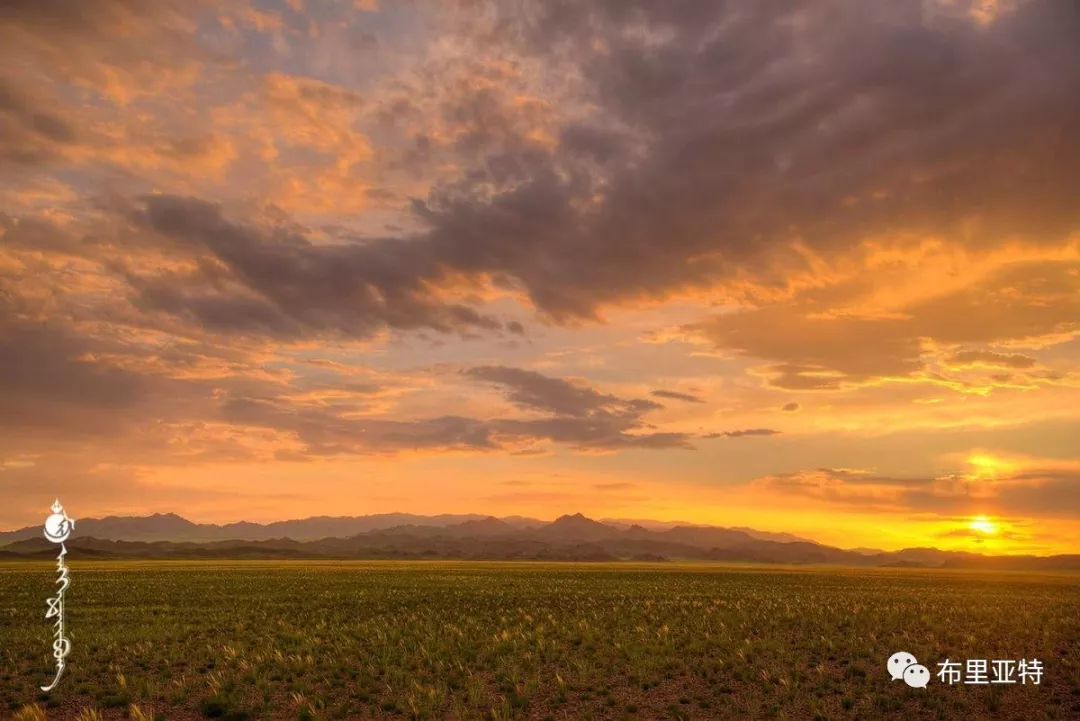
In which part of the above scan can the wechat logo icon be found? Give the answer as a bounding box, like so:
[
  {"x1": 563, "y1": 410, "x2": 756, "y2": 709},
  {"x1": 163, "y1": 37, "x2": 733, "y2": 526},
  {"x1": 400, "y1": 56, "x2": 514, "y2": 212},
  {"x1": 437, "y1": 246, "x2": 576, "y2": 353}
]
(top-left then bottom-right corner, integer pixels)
[{"x1": 888, "y1": 651, "x2": 929, "y2": 688}]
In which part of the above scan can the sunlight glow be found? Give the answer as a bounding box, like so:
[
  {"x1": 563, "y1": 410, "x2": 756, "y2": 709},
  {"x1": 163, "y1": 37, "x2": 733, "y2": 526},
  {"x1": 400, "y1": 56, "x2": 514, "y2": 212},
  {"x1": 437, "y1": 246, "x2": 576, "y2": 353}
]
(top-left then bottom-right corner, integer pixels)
[
  {"x1": 968, "y1": 515, "x2": 998, "y2": 535},
  {"x1": 966, "y1": 454, "x2": 1017, "y2": 478}
]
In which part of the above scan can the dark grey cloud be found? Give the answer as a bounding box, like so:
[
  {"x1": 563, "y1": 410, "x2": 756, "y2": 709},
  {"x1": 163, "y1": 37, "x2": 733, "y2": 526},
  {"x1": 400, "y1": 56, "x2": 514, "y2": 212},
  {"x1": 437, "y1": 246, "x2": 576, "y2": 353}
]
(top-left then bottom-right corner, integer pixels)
[
  {"x1": 0, "y1": 290, "x2": 280, "y2": 456},
  {"x1": 703, "y1": 428, "x2": 781, "y2": 439},
  {"x1": 0, "y1": 79, "x2": 77, "y2": 164},
  {"x1": 0, "y1": 0, "x2": 203, "y2": 92},
  {"x1": 0, "y1": 0, "x2": 206, "y2": 173},
  {"x1": 53, "y1": 0, "x2": 1074, "y2": 343},
  {"x1": 0, "y1": 307, "x2": 147, "y2": 434},
  {"x1": 781, "y1": 402, "x2": 800, "y2": 412},
  {"x1": 135, "y1": 195, "x2": 512, "y2": 339},
  {"x1": 0, "y1": 0, "x2": 165, "y2": 36},
  {"x1": 222, "y1": 397, "x2": 498, "y2": 456},
  {"x1": 651, "y1": 389, "x2": 704, "y2": 404},
  {"x1": 0, "y1": 248, "x2": 689, "y2": 456},
  {"x1": 491, "y1": 417, "x2": 689, "y2": 450},
  {"x1": 218, "y1": 365, "x2": 690, "y2": 454},
  {"x1": 948, "y1": 349, "x2": 1038, "y2": 369},
  {"x1": 464, "y1": 365, "x2": 686, "y2": 450},
  {"x1": 0, "y1": 344, "x2": 139, "y2": 431},
  {"x1": 466, "y1": 365, "x2": 660, "y2": 416},
  {"x1": 406, "y1": 0, "x2": 1080, "y2": 318}
]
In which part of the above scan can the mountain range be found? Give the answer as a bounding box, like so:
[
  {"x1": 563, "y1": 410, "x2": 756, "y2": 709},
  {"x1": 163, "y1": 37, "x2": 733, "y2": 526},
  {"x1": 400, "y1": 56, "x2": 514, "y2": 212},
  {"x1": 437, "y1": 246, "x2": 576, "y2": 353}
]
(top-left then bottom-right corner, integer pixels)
[{"x1": 2, "y1": 512, "x2": 1077, "y2": 570}]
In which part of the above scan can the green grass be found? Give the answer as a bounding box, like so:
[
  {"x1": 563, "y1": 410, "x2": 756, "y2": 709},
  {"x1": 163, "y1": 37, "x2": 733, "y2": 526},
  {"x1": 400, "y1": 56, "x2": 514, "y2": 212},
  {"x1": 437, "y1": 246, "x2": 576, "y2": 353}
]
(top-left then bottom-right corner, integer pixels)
[{"x1": 1, "y1": 562, "x2": 1077, "y2": 719}]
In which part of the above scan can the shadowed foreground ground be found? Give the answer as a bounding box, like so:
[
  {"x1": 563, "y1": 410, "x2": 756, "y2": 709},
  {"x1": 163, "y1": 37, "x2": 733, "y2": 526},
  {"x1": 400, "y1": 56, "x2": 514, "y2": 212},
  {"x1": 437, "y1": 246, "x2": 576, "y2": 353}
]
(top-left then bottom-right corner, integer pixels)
[{"x1": 1, "y1": 562, "x2": 1077, "y2": 720}]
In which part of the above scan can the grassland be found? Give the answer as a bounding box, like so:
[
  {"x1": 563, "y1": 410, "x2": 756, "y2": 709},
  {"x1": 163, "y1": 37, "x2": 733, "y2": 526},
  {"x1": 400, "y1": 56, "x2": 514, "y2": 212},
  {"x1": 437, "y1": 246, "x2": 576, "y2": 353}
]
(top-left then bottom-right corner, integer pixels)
[{"x1": 1, "y1": 562, "x2": 1077, "y2": 720}]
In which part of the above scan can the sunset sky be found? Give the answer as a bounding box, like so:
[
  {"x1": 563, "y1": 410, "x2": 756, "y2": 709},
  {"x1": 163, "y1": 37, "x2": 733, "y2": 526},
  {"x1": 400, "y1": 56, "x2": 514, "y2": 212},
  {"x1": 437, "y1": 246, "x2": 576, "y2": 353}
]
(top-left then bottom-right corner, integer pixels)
[{"x1": 1, "y1": 0, "x2": 1078, "y2": 554}]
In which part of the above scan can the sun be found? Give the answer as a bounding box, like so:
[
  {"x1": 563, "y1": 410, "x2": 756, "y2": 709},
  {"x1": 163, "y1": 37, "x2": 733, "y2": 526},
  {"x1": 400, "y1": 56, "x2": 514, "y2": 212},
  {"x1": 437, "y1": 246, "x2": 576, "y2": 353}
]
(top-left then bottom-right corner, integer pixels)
[{"x1": 968, "y1": 515, "x2": 998, "y2": 535}]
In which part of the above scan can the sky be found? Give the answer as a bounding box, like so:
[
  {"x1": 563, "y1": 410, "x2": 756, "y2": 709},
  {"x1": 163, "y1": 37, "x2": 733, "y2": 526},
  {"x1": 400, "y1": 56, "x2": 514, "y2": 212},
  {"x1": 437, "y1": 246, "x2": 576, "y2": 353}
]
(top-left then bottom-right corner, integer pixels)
[{"x1": 0, "y1": 0, "x2": 1078, "y2": 554}]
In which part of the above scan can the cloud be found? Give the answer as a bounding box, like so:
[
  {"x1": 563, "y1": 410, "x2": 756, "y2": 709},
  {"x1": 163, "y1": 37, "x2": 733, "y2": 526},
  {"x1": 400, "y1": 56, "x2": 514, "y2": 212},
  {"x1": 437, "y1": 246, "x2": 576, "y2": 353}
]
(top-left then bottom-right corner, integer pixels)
[
  {"x1": 688, "y1": 259, "x2": 1080, "y2": 390},
  {"x1": 6, "y1": 1, "x2": 1078, "y2": 348},
  {"x1": 0, "y1": 0, "x2": 205, "y2": 106},
  {"x1": 134, "y1": 195, "x2": 512, "y2": 339},
  {"x1": 594, "y1": 482, "x2": 634, "y2": 491},
  {"x1": 0, "y1": 203, "x2": 695, "y2": 460},
  {"x1": 466, "y1": 365, "x2": 660, "y2": 416},
  {"x1": 0, "y1": 79, "x2": 78, "y2": 164},
  {"x1": 21, "y1": 0, "x2": 1073, "y2": 340},
  {"x1": 218, "y1": 382, "x2": 690, "y2": 456},
  {"x1": 947, "y1": 350, "x2": 1038, "y2": 369},
  {"x1": 651, "y1": 389, "x2": 705, "y2": 404},
  {"x1": 754, "y1": 461, "x2": 1080, "y2": 520},
  {"x1": 0, "y1": 0, "x2": 1078, "y2": 534},
  {"x1": 213, "y1": 72, "x2": 374, "y2": 213},
  {"x1": 464, "y1": 365, "x2": 688, "y2": 450},
  {"x1": 221, "y1": 397, "x2": 498, "y2": 455},
  {"x1": 0, "y1": 313, "x2": 148, "y2": 433},
  {"x1": 391, "y1": 0, "x2": 1080, "y2": 318},
  {"x1": 703, "y1": 429, "x2": 781, "y2": 439}
]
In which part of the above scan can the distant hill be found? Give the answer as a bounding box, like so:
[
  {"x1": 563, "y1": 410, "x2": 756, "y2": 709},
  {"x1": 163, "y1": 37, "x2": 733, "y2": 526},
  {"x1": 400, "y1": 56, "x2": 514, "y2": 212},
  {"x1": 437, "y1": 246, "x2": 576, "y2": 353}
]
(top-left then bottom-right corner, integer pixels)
[
  {"x1": 0, "y1": 512, "x2": 527, "y2": 544},
  {"x1": 533, "y1": 513, "x2": 620, "y2": 542},
  {"x1": 603, "y1": 518, "x2": 814, "y2": 544},
  {"x1": 2, "y1": 512, "x2": 1077, "y2": 570},
  {"x1": 447, "y1": 517, "x2": 517, "y2": 537}
]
